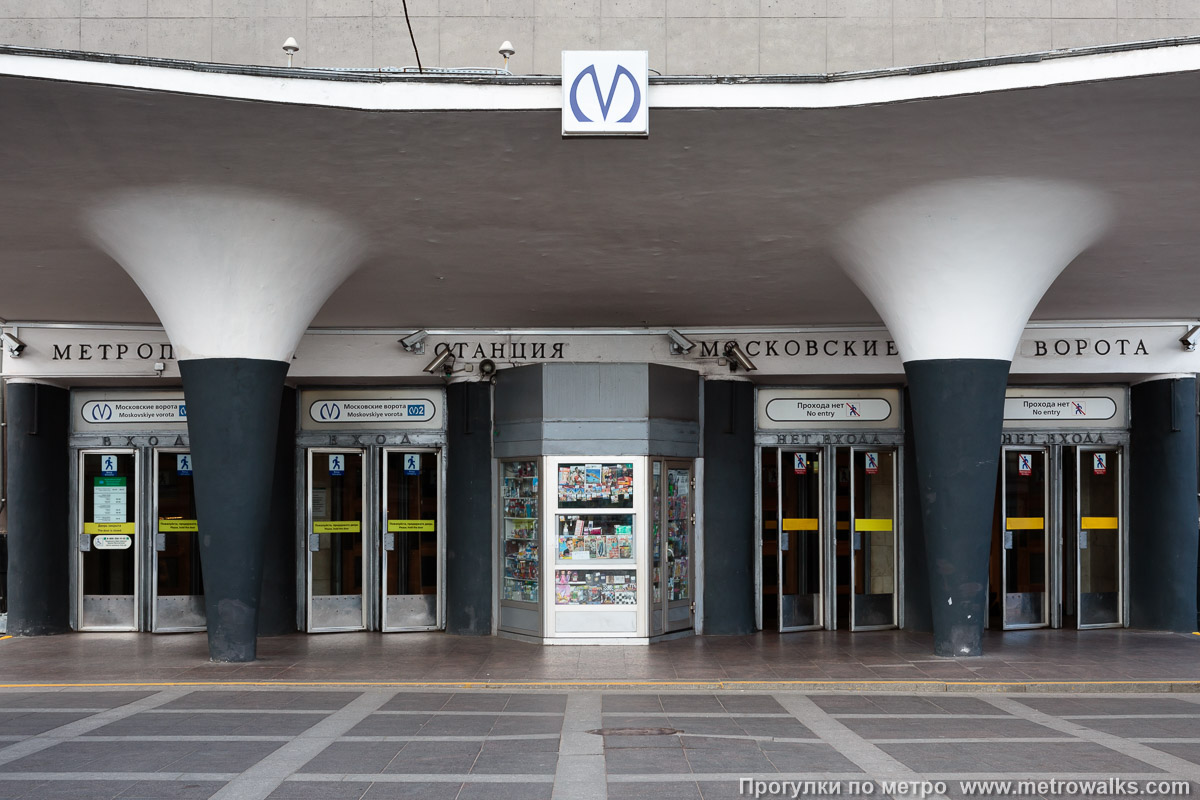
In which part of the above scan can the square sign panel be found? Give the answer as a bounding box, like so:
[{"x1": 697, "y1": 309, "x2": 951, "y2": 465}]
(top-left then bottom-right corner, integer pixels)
[{"x1": 562, "y1": 51, "x2": 649, "y2": 137}]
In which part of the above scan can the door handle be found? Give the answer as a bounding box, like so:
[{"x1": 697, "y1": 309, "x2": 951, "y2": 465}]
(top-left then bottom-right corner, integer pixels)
[
  {"x1": 155, "y1": 533, "x2": 166, "y2": 552},
  {"x1": 308, "y1": 533, "x2": 321, "y2": 552},
  {"x1": 383, "y1": 532, "x2": 396, "y2": 551},
  {"x1": 79, "y1": 534, "x2": 91, "y2": 552}
]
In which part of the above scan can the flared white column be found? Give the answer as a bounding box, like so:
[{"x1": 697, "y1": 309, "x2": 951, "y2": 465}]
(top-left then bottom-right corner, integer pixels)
[
  {"x1": 86, "y1": 187, "x2": 365, "y2": 661},
  {"x1": 836, "y1": 178, "x2": 1111, "y2": 656}
]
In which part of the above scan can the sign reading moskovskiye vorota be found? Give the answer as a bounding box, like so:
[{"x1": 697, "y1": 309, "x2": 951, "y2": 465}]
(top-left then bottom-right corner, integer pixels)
[
  {"x1": 562, "y1": 51, "x2": 648, "y2": 137},
  {"x1": 81, "y1": 400, "x2": 186, "y2": 424},
  {"x1": 308, "y1": 399, "x2": 437, "y2": 424}
]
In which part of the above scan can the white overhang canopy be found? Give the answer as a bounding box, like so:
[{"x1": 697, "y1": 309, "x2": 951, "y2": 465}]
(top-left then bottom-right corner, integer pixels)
[{"x1": 1, "y1": 40, "x2": 1199, "y2": 331}]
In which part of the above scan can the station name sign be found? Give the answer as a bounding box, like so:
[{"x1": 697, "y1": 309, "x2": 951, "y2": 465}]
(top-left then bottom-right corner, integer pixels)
[
  {"x1": 309, "y1": 399, "x2": 437, "y2": 424},
  {"x1": 81, "y1": 399, "x2": 186, "y2": 424}
]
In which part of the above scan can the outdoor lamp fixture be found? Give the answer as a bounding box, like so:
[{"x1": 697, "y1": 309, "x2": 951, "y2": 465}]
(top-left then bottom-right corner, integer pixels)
[
  {"x1": 400, "y1": 329, "x2": 428, "y2": 354},
  {"x1": 1181, "y1": 325, "x2": 1200, "y2": 352},
  {"x1": 423, "y1": 350, "x2": 455, "y2": 376},
  {"x1": 667, "y1": 329, "x2": 696, "y2": 355},
  {"x1": 2, "y1": 331, "x2": 27, "y2": 358},
  {"x1": 499, "y1": 41, "x2": 515, "y2": 71},
  {"x1": 282, "y1": 37, "x2": 299, "y2": 67},
  {"x1": 724, "y1": 341, "x2": 757, "y2": 372}
]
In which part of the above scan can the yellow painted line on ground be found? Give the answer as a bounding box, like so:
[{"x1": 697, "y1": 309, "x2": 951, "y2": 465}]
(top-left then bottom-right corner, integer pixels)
[{"x1": 0, "y1": 636, "x2": 11, "y2": 641}]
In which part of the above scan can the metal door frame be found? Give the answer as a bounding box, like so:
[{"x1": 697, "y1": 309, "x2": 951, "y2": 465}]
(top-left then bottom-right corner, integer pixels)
[
  {"x1": 778, "y1": 448, "x2": 824, "y2": 633},
  {"x1": 76, "y1": 447, "x2": 141, "y2": 632},
  {"x1": 662, "y1": 459, "x2": 696, "y2": 634},
  {"x1": 848, "y1": 446, "x2": 899, "y2": 632},
  {"x1": 149, "y1": 446, "x2": 204, "y2": 633},
  {"x1": 1075, "y1": 445, "x2": 1125, "y2": 629},
  {"x1": 380, "y1": 446, "x2": 445, "y2": 632},
  {"x1": 305, "y1": 447, "x2": 368, "y2": 633},
  {"x1": 1000, "y1": 445, "x2": 1050, "y2": 630}
]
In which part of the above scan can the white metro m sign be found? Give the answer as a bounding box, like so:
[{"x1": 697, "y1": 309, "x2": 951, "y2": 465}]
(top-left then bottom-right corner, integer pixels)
[{"x1": 562, "y1": 51, "x2": 649, "y2": 137}]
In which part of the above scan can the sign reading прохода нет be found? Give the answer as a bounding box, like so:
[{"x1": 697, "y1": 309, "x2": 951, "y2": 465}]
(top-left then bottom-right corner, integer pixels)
[{"x1": 562, "y1": 51, "x2": 648, "y2": 137}]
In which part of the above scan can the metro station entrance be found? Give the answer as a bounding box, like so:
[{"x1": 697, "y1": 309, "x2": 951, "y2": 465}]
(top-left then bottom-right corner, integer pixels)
[
  {"x1": 298, "y1": 389, "x2": 447, "y2": 633},
  {"x1": 991, "y1": 388, "x2": 1128, "y2": 630},
  {"x1": 71, "y1": 391, "x2": 199, "y2": 632},
  {"x1": 990, "y1": 445, "x2": 1125, "y2": 629},
  {"x1": 759, "y1": 445, "x2": 900, "y2": 632},
  {"x1": 755, "y1": 388, "x2": 905, "y2": 633}
]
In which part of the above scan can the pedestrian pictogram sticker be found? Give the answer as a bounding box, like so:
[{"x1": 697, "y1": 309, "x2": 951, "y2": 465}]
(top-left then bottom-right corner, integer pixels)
[
  {"x1": 403, "y1": 453, "x2": 421, "y2": 476},
  {"x1": 865, "y1": 452, "x2": 879, "y2": 475},
  {"x1": 794, "y1": 453, "x2": 807, "y2": 475},
  {"x1": 177, "y1": 454, "x2": 192, "y2": 476},
  {"x1": 99, "y1": 454, "x2": 118, "y2": 476},
  {"x1": 329, "y1": 454, "x2": 345, "y2": 476},
  {"x1": 1093, "y1": 453, "x2": 1107, "y2": 475},
  {"x1": 1018, "y1": 453, "x2": 1033, "y2": 476}
]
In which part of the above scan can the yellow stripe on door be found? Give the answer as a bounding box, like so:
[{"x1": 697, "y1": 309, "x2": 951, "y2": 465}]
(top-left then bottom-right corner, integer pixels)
[
  {"x1": 1081, "y1": 516, "x2": 1119, "y2": 529},
  {"x1": 1006, "y1": 517, "x2": 1044, "y2": 530},
  {"x1": 388, "y1": 520, "x2": 436, "y2": 533},
  {"x1": 781, "y1": 518, "x2": 818, "y2": 531},
  {"x1": 854, "y1": 519, "x2": 893, "y2": 532},
  {"x1": 83, "y1": 522, "x2": 135, "y2": 535},
  {"x1": 313, "y1": 521, "x2": 361, "y2": 534}
]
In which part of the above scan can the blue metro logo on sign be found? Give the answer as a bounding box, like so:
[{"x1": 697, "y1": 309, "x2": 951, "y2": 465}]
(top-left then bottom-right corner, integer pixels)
[{"x1": 562, "y1": 51, "x2": 649, "y2": 137}]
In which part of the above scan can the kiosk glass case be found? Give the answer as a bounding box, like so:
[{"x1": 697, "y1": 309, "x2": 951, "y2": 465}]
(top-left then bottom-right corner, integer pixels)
[{"x1": 498, "y1": 460, "x2": 543, "y2": 637}]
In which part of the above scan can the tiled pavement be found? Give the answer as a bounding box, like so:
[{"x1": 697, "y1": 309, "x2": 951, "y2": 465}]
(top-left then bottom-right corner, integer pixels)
[
  {"x1": 0, "y1": 629, "x2": 1198, "y2": 798},
  {"x1": 0, "y1": 628, "x2": 1198, "y2": 687},
  {"x1": 1, "y1": 688, "x2": 1200, "y2": 799}
]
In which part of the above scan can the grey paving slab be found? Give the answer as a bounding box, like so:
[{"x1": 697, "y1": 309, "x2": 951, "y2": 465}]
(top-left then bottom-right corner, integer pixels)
[
  {"x1": 879, "y1": 740, "x2": 1164, "y2": 773},
  {"x1": 608, "y1": 781, "x2": 702, "y2": 799},
  {"x1": 458, "y1": 783, "x2": 554, "y2": 799},
  {"x1": 504, "y1": 695, "x2": 568, "y2": 713},
  {"x1": 1146, "y1": 742, "x2": 1200, "y2": 766},
  {"x1": 0, "y1": 712, "x2": 93, "y2": 736},
  {"x1": 1073, "y1": 717, "x2": 1200, "y2": 738},
  {"x1": 0, "y1": 693, "x2": 156, "y2": 710},
  {"x1": 379, "y1": 693, "x2": 454, "y2": 712},
  {"x1": 715, "y1": 695, "x2": 786, "y2": 714},
  {"x1": 840, "y1": 716, "x2": 1062, "y2": 740},
  {"x1": 86, "y1": 712, "x2": 328, "y2": 737},
  {"x1": 266, "y1": 783, "x2": 370, "y2": 799},
  {"x1": 0, "y1": 740, "x2": 284, "y2": 774},
  {"x1": 343, "y1": 714, "x2": 431, "y2": 736},
  {"x1": 161, "y1": 692, "x2": 360, "y2": 711},
  {"x1": 1014, "y1": 697, "x2": 1200, "y2": 716}
]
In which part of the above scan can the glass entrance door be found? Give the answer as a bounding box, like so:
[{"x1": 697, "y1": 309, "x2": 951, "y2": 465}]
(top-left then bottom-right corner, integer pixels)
[
  {"x1": 1077, "y1": 448, "x2": 1122, "y2": 628},
  {"x1": 849, "y1": 448, "x2": 897, "y2": 630},
  {"x1": 382, "y1": 449, "x2": 440, "y2": 631},
  {"x1": 779, "y1": 450, "x2": 822, "y2": 631},
  {"x1": 651, "y1": 460, "x2": 695, "y2": 635},
  {"x1": 152, "y1": 449, "x2": 204, "y2": 632},
  {"x1": 1002, "y1": 448, "x2": 1049, "y2": 629},
  {"x1": 307, "y1": 449, "x2": 366, "y2": 631},
  {"x1": 78, "y1": 450, "x2": 139, "y2": 631}
]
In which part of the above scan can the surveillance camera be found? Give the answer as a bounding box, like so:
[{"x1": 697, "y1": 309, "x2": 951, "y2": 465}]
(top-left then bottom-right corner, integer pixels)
[
  {"x1": 479, "y1": 358, "x2": 497, "y2": 377},
  {"x1": 423, "y1": 350, "x2": 455, "y2": 375},
  {"x1": 400, "y1": 330, "x2": 428, "y2": 354},
  {"x1": 1182, "y1": 326, "x2": 1200, "y2": 352},
  {"x1": 2, "y1": 331, "x2": 27, "y2": 358},
  {"x1": 667, "y1": 329, "x2": 696, "y2": 355},
  {"x1": 723, "y1": 341, "x2": 757, "y2": 372}
]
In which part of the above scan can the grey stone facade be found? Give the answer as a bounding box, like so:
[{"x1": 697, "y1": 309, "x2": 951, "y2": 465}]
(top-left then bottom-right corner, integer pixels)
[{"x1": 0, "y1": 1, "x2": 1198, "y2": 76}]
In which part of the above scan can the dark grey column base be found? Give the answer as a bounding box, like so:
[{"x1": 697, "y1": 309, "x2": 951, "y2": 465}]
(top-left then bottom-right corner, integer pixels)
[
  {"x1": 1130, "y1": 376, "x2": 1198, "y2": 632},
  {"x1": 905, "y1": 359, "x2": 1010, "y2": 657},
  {"x1": 445, "y1": 382, "x2": 493, "y2": 636},
  {"x1": 180, "y1": 358, "x2": 290, "y2": 662},
  {"x1": 702, "y1": 380, "x2": 756, "y2": 635},
  {"x1": 5, "y1": 383, "x2": 71, "y2": 636}
]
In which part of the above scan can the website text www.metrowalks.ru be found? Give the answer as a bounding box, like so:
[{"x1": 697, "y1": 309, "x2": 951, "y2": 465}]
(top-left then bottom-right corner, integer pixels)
[{"x1": 739, "y1": 778, "x2": 1192, "y2": 798}]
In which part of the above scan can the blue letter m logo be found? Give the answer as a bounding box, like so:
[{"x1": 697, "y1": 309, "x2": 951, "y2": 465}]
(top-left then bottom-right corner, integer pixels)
[{"x1": 570, "y1": 64, "x2": 641, "y2": 123}]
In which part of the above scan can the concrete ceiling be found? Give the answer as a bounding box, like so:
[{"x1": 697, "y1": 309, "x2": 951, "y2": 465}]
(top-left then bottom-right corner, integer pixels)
[{"x1": 1, "y1": 62, "x2": 1199, "y2": 329}]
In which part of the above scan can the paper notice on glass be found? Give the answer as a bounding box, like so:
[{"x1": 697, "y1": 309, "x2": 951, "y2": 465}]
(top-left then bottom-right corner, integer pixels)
[
  {"x1": 93, "y1": 478, "x2": 127, "y2": 523},
  {"x1": 312, "y1": 489, "x2": 328, "y2": 519}
]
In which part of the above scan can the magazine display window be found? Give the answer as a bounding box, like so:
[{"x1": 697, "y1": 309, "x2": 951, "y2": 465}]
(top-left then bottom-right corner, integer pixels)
[{"x1": 498, "y1": 455, "x2": 696, "y2": 642}]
